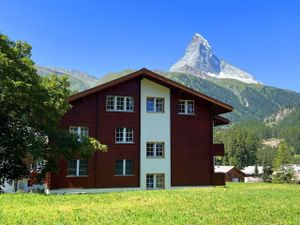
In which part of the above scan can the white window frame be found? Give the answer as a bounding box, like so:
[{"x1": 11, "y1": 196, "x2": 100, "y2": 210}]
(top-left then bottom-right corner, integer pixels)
[
  {"x1": 115, "y1": 128, "x2": 134, "y2": 144},
  {"x1": 146, "y1": 174, "x2": 165, "y2": 189},
  {"x1": 178, "y1": 100, "x2": 194, "y2": 115},
  {"x1": 115, "y1": 159, "x2": 134, "y2": 176},
  {"x1": 69, "y1": 126, "x2": 89, "y2": 140},
  {"x1": 146, "y1": 97, "x2": 165, "y2": 113},
  {"x1": 146, "y1": 142, "x2": 165, "y2": 158},
  {"x1": 67, "y1": 159, "x2": 88, "y2": 177},
  {"x1": 106, "y1": 96, "x2": 134, "y2": 112}
]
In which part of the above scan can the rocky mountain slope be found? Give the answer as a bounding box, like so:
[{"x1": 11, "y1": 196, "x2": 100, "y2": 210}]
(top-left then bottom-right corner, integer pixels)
[{"x1": 170, "y1": 33, "x2": 261, "y2": 84}]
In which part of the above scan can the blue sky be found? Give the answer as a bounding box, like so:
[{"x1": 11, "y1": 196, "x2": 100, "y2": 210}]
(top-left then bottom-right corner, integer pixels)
[{"x1": 1, "y1": 0, "x2": 300, "y2": 92}]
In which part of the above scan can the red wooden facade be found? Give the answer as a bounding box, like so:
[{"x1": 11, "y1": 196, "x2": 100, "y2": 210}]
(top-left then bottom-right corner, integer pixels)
[{"x1": 49, "y1": 69, "x2": 232, "y2": 190}]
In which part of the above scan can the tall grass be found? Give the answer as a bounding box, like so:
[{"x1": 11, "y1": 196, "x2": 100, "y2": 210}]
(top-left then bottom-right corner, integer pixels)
[{"x1": 0, "y1": 183, "x2": 299, "y2": 225}]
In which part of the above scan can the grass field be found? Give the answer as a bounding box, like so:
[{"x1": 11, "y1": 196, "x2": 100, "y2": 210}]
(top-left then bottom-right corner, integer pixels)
[{"x1": 0, "y1": 183, "x2": 299, "y2": 225}]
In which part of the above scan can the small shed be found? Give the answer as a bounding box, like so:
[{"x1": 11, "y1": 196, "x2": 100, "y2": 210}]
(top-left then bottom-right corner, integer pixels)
[{"x1": 215, "y1": 166, "x2": 246, "y2": 182}]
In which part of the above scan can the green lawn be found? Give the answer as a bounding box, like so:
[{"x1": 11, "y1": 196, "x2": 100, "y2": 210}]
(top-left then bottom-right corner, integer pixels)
[{"x1": 0, "y1": 183, "x2": 299, "y2": 225}]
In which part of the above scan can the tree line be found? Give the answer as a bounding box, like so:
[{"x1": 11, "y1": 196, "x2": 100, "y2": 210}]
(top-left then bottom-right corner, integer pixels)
[{"x1": 214, "y1": 120, "x2": 300, "y2": 183}]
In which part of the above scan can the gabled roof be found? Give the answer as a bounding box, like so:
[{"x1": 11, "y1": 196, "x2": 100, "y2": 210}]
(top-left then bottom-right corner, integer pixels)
[
  {"x1": 68, "y1": 68, "x2": 234, "y2": 116},
  {"x1": 215, "y1": 166, "x2": 235, "y2": 173},
  {"x1": 215, "y1": 166, "x2": 246, "y2": 176}
]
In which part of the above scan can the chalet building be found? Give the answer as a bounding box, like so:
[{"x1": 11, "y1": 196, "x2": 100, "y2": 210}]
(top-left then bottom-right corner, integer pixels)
[
  {"x1": 215, "y1": 166, "x2": 246, "y2": 182},
  {"x1": 47, "y1": 69, "x2": 233, "y2": 194}
]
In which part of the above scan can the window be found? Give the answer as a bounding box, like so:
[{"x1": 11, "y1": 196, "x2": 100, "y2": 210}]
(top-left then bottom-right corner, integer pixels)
[
  {"x1": 67, "y1": 159, "x2": 88, "y2": 176},
  {"x1": 106, "y1": 96, "x2": 134, "y2": 112},
  {"x1": 69, "y1": 127, "x2": 89, "y2": 140},
  {"x1": 178, "y1": 100, "x2": 194, "y2": 115},
  {"x1": 146, "y1": 142, "x2": 165, "y2": 158},
  {"x1": 146, "y1": 174, "x2": 164, "y2": 189},
  {"x1": 115, "y1": 128, "x2": 134, "y2": 143},
  {"x1": 115, "y1": 159, "x2": 134, "y2": 176},
  {"x1": 146, "y1": 97, "x2": 164, "y2": 113}
]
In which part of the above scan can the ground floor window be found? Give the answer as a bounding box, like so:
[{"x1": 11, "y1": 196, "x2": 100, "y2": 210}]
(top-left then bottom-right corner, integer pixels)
[
  {"x1": 115, "y1": 159, "x2": 134, "y2": 176},
  {"x1": 67, "y1": 159, "x2": 88, "y2": 176},
  {"x1": 146, "y1": 174, "x2": 165, "y2": 189}
]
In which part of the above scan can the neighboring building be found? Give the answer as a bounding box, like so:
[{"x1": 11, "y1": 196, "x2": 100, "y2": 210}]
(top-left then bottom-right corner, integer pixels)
[
  {"x1": 47, "y1": 68, "x2": 233, "y2": 193},
  {"x1": 242, "y1": 166, "x2": 264, "y2": 176},
  {"x1": 291, "y1": 164, "x2": 300, "y2": 184},
  {"x1": 282, "y1": 164, "x2": 300, "y2": 184},
  {"x1": 214, "y1": 166, "x2": 246, "y2": 182},
  {"x1": 242, "y1": 166, "x2": 264, "y2": 183}
]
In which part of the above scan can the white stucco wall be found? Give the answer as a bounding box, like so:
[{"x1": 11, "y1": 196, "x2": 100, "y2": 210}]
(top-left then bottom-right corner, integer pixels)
[{"x1": 140, "y1": 78, "x2": 171, "y2": 189}]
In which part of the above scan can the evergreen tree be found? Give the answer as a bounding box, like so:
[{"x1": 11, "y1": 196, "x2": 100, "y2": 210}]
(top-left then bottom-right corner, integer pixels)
[{"x1": 272, "y1": 142, "x2": 295, "y2": 183}]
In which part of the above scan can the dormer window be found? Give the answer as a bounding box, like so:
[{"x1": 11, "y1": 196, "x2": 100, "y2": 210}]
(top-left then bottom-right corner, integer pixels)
[
  {"x1": 178, "y1": 100, "x2": 194, "y2": 115},
  {"x1": 106, "y1": 96, "x2": 134, "y2": 112}
]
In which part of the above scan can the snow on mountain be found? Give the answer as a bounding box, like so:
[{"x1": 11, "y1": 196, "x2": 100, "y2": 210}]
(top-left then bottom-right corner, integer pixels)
[
  {"x1": 170, "y1": 33, "x2": 221, "y2": 76},
  {"x1": 170, "y1": 33, "x2": 261, "y2": 84},
  {"x1": 219, "y1": 61, "x2": 262, "y2": 84}
]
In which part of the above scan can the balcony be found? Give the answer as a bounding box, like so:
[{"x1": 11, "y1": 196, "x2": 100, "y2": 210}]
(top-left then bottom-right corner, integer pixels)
[
  {"x1": 212, "y1": 143, "x2": 224, "y2": 156},
  {"x1": 212, "y1": 173, "x2": 225, "y2": 186}
]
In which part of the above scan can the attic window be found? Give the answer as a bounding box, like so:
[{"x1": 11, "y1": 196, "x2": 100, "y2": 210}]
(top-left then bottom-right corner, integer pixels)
[
  {"x1": 146, "y1": 97, "x2": 164, "y2": 113},
  {"x1": 178, "y1": 100, "x2": 194, "y2": 115},
  {"x1": 106, "y1": 96, "x2": 134, "y2": 112}
]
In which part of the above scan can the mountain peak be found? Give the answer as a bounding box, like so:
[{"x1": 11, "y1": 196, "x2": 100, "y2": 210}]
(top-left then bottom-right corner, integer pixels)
[
  {"x1": 170, "y1": 33, "x2": 220, "y2": 75},
  {"x1": 192, "y1": 33, "x2": 210, "y2": 47},
  {"x1": 170, "y1": 33, "x2": 261, "y2": 84}
]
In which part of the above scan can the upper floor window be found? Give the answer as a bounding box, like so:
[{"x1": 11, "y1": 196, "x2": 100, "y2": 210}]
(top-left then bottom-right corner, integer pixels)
[
  {"x1": 106, "y1": 96, "x2": 134, "y2": 112},
  {"x1": 115, "y1": 128, "x2": 134, "y2": 143},
  {"x1": 67, "y1": 159, "x2": 88, "y2": 176},
  {"x1": 146, "y1": 142, "x2": 165, "y2": 158},
  {"x1": 69, "y1": 127, "x2": 89, "y2": 140},
  {"x1": 178, "y1": 100, "x2": 194, "y2": 115},
  {"x1": 146, "y1": 97, "x2": 164, "y2": 113},
  {"x1": 115, "y1": 159, "x2": 134, "y2": 176}
]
